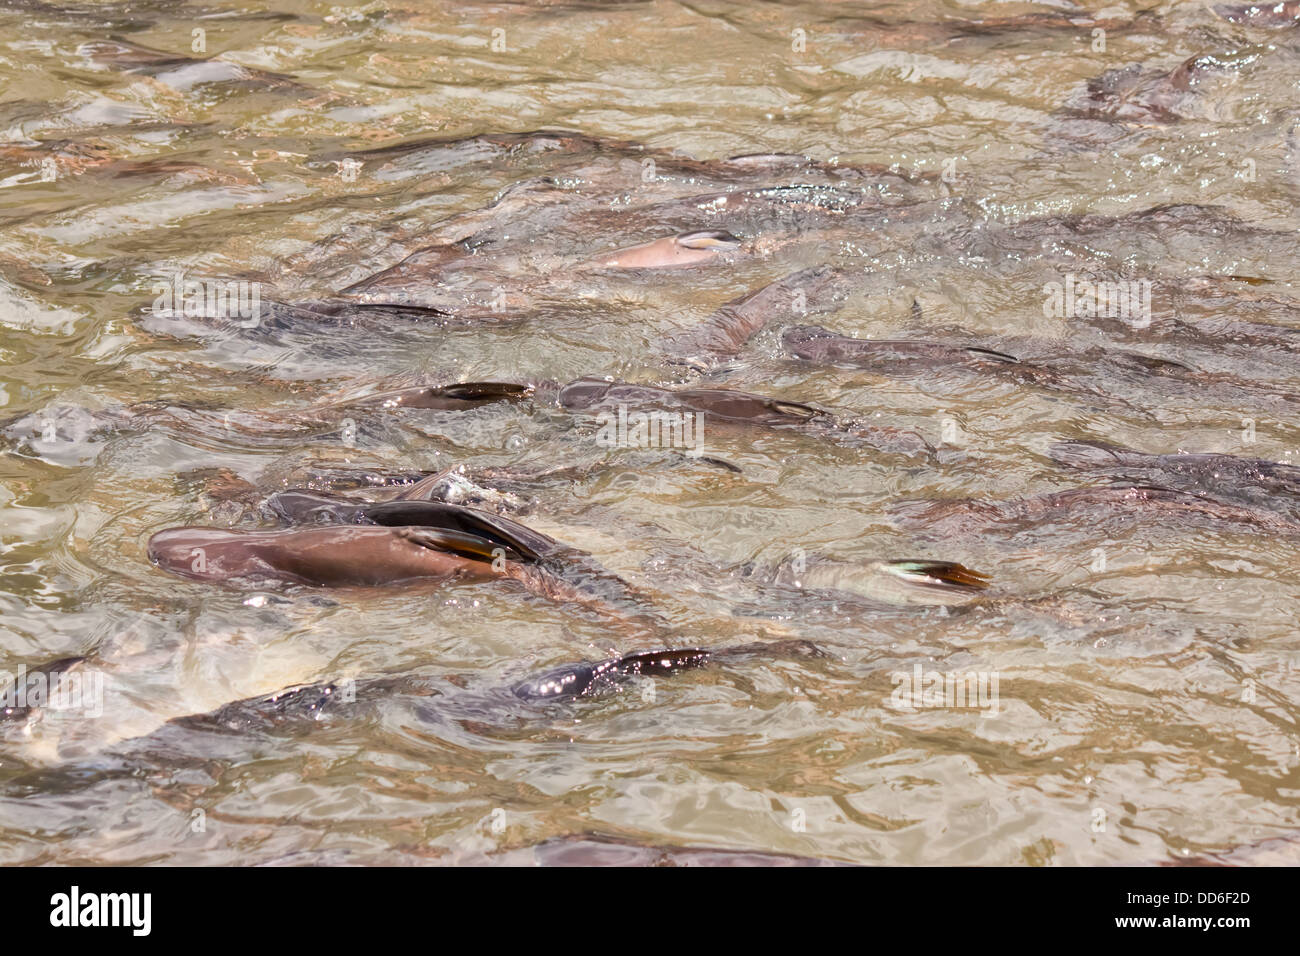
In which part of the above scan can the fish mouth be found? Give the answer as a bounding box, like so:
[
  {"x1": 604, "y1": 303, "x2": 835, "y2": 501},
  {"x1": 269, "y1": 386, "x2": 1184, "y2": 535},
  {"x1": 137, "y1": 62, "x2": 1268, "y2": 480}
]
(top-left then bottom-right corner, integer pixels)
[{"x1": 146, "y1": 528, "x2": 214, "y2": 577}]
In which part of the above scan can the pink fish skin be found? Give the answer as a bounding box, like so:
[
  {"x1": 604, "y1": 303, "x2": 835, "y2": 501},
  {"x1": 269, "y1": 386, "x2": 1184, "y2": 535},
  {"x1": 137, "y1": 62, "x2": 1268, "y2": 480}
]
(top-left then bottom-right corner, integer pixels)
[{"x1": 589, "y1": 230, "x2": 741, "y2": 269}]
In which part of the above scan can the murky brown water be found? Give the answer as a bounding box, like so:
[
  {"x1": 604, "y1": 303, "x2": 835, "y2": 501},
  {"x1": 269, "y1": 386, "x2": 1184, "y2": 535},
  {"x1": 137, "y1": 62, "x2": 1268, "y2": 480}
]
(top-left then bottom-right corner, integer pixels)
[{"x1": 1, "y1": 0, "x2": 1299, "y2": 865}]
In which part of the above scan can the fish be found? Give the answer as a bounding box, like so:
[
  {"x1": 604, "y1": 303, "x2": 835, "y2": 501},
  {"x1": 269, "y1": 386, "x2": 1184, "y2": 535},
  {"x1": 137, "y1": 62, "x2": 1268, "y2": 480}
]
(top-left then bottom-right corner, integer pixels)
[
  {"x1": 783, "y1": 324, "x2": 1022, "y2": 370},
  {"x1": 829, "y1": 10, "x2": 1156, "y2": 50},
  {"x1": 147, "y1": 524, "x2": 519, "y2": 587},
  {"x1": 1064, "y1": 54, "x2": 1236, "y2": 127},
  {"x1": 322, "y1": 381, "x2": 534, "y2": 411},
  {"x1": 149, "y1": 497, "x2": 665, "y2": 633},
  {"x1": 1049, "y1": 440, "x2": 1300, "y2": 519},
  {"x1": 1, "y1": 636, "x2": 831, "y2": 771},
  {"x1": 890, "y1": 485, "x2": 1300, "y2": 540},
  {"x1": 323, "y1": 170, "x2": 952, "y2": 319},
  {"x1": 238, "y1": 449, "x2": 743, "y2": 519},
  {"x1": 0, "y1": 377, "x2": 535, "y2": 466},
  {"x1": 991, "y1": 203, "x2": 1286, "y2": 269},
  {"x1": 781, "y1": 325, "x2": 1300, "y2": 417},
  {"x1": 748, "y1": 556, "x2": 992, "y2": 612},
  {"x1": 780, "y1": 324, "x2": 1119, "y2": 409},
  {"x1": 1047, "y1": 53, "x2": 1251, "y2": 149},
  {"x1": 549, "y1": 376, "x2": 934, "y2": 458},
  {"x1": 0, "y1": 657, "x2": 88, "y2": 726},
  {"x1": 661, "y1": 265, "x2": 849, "y2": 371},
  {"x1": 168, "y1": 639, "x2": 828, "y2": 733},
  {"x1": 330, "y1": 186, "x2": 905, "y2": 314},
  {"x1": 582, "y1": 229, "x2": 742, "y2": 270},
  {"x1": 1075, "y1": 274, "x2": 1300, "y2": 367},
  {"x1": 322, "y1": 128, "x2": 934, "y2": 194},
  {"x1": 56, "y1": 639, "x2": 827, "y2": 759}
]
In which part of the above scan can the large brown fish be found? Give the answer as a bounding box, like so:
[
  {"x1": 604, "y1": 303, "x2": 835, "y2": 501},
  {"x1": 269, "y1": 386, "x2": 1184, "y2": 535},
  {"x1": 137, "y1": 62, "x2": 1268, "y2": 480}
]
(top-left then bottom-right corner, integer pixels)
[
  {"x1": 148, "y1": 525, "x2": 514, "y2": 588},
  {"x1": 149, "y1": 498, "x2": 665, "y2": 633}
]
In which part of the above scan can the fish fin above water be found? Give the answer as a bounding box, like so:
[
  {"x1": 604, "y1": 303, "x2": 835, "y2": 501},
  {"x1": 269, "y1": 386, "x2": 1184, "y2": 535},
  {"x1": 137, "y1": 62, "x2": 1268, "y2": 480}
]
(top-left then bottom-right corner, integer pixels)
[
  {"x1": 964, "y1": 346, "x2": 1020, "y2": 363},
  {"x1": 396, "y1": 526, "x2": 518, "y2": 564},
  {"x1": 432, "y1": 382, "x2": 531, "y2": 401},
  {"x1": 393, "y1": 468, "x2": 457, "y2": 502},
  {"x1": 365, "y1": 500, "x2": 558, "y2": 562},
  {"x1": 516, "y1": 638, "x2": 830, "y2": 701},
  {"x1": 346, "y1": 302, "x2": 454, "y2": 318},
  {"x1": 352, "y1": 381, "x2": 532, "y2": 410},
  {"x1": 765, "y1": 399, "x2": 821, "y2": 420},
  {"x1": 880, "y1": 560, "x2": 991, "y2": 591},
  {"x1": 675, "y1": 230, "x2": 741, "y2": 250},
  {"x1": 695, "y1": 454, "x2": 744, "y2": 473},
  {"x1": 513, "y1": 647, "x2": 713, "y2": 700}
]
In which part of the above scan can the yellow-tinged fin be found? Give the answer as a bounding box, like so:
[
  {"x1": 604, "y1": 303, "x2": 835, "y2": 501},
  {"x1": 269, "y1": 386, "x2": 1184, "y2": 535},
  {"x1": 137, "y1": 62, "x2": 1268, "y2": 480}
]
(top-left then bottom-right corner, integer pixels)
[
  {"x1": 398, "y1": 526, "x2": 511, "y2": 563},
  {"x1": 676, "y1": 230, "x2": 741, "y2": 250},
  {"x1": 365, "y1": 500, "x2": 555, "y2": 562},
  {"x1": 882, "y1": 560, "x2": 991, "y2": 591}
]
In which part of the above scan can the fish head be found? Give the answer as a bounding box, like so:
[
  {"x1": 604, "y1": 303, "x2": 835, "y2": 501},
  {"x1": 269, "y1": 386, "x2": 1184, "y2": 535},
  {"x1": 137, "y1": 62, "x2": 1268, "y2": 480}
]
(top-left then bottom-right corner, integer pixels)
[
  {"x1": 780, "y1": 324, "x2": 839, "y2": 358},
  {"x1": 557, "y1": 377, "x2": 616, "y2": 410},
  {"x1": 147, "y1": 527, "x2": 268, "y2": 583}
]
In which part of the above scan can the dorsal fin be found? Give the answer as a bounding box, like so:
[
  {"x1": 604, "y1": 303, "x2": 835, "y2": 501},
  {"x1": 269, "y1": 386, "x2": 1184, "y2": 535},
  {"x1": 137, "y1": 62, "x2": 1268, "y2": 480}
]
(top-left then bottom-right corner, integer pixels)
[
  {"x1": 963, "y1": 346, "x2": 1020, "y2": 364},
  {"x1": 676, "y1": 230, "x2": 741, "y2": 250},
  {"x1": 362, "y1": 500, "x2": 558, "y2": 562},
  {"x1": 396, "y1": 526, "x2": 514, "y2": 563}
]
